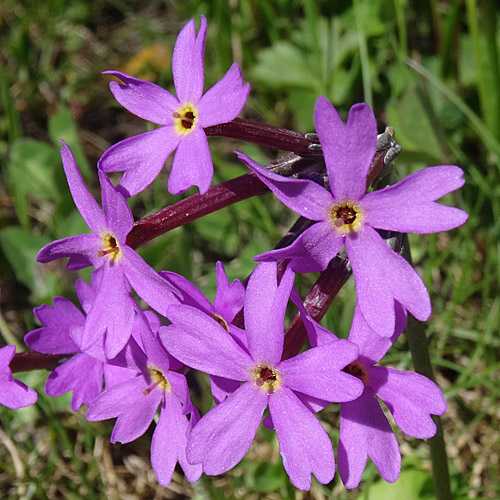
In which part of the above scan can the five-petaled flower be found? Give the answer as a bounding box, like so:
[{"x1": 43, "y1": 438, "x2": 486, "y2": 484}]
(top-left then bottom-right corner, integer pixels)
[
  {"x1": 99, "y1": 15, "x2": 250, "y2": 196},
  {"x1": 299, "y1": 301, "x2": 447, "y2": 488},
  {"x1": 36, "y1": 142, "x2": 181, "y2": 358},
  {"x1": 237, "y1": 96, "x2": 469, "y2": 337},
  {"x1": 161, "y1": 261, "x2": 364, "y2": 490},
  {"x1": 86, "y1": 313, "x2": 201, "y2": 487}
]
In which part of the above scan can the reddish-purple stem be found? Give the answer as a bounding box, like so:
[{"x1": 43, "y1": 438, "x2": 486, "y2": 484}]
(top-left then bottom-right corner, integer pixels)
[{"x1": 205, "y1": 118, "x2": 316, "y2": 155}]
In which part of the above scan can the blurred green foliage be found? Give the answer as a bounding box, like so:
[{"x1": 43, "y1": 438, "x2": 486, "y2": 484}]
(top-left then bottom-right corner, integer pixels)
[{"x1": 0, "y1": 0, "x2": 498, "y2": 498}]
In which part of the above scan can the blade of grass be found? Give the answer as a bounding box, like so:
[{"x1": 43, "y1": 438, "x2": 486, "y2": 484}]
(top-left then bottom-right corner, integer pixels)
[
  {"x1": 465, "y1": 0, "x2": 495, "y2": 136},
  {"x1": 353, "y1": 0, "x2": 373, "y2": 107},
  {"x1": 406, "y1": 57, "x2": 500, "y2": 161}
]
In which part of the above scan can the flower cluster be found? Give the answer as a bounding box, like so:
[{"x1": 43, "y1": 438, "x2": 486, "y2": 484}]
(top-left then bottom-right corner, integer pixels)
[{"x1": 3, "y1": 14, "x2": 468, "y2": 494}]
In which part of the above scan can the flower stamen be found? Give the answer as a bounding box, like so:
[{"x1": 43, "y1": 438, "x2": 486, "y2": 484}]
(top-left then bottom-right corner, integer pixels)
[
  {"x1": 173, "y1": 103, "x2": 198, "y2": 135},
  {"x1": 97, "y1": 234, "x2": 122, "y2": 263},
  {"x1": 342, "y1": 360, "x2": 369, "y2": 385},
  {"x1": 328, "y1": 200, "x2": 364, "y2": 235},
  {"x1": 252, "y1": 364, "x2": 281, "y2": 394}
]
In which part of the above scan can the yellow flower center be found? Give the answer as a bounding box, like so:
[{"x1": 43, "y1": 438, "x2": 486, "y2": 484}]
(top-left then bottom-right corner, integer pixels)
[
  {"x1": 143, "y1": 366, "x2": 171, "y2": 395},
  {"x1": 328, "y1": 200, "x2": 364, "y2": 235},
  {"x1": 252, "y1": 364, "x2": 281, "y2": 394},
  {"x1": 97, "y1": 232, "x2": 122, "y2": 263},
  {"x1": 172, "y1": 102, "x2": 198, "y2": 135}
]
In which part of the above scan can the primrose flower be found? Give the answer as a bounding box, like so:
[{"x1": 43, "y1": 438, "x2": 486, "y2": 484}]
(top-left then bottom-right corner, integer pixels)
[
  {"x1": 36, "y1": 142, "x2": 181, "y2": 358},
  {"x1": 161, "y1": 262, "x2": 364, "y2": 490},
  {"x1": 86, "y1": 315, "x2": 201, "y2": 487},
  {"x1": 99, "y1": 15, "x2": 250, "y2": 196},
  {"x1": 300, "y1": 302, "x2": 446, "y2": 488},
  {"x1": 0, "y1": 345, "x2": 37, "y2": 409},
  {"x1": 160, "y1": 261, "x2": 246, "y2": 403},
  {"x1": 24, "y1": 274, "x2": 137, "y2": 411},
  {"x1": 237, "y1": 97, "x2": 468, "y2": 337}
]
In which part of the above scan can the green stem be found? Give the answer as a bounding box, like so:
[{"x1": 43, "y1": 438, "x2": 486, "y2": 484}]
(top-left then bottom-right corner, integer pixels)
[{"x1": 403, "y1": 237, "x2": 452, "y2": 500}]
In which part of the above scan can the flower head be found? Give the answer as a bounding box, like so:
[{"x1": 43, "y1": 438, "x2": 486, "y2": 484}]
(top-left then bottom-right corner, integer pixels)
[
  {"x1": 25, "y1": 275, "x2": 137, "y2": 411},
  {"x1": 86, "y1": 314, "x2": 201, "y2": 487},
  {"x1": 99, "y1": 16, "x2": 250, "y2": 196},
  {"x1": 237, "y1": 97, "x2": 468, "y2": 337},
  {"x1": 161, "y1": 261, "x2": 364, "y2": 490},
  {"x1": 36, "y1": 142, "x2": 181, "y2": 357},
  {"x1": 299, "y1": 301, "x2": 446, "y2": 488}
]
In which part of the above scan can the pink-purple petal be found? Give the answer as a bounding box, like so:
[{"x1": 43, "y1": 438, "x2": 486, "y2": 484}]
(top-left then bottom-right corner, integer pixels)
[
  {"x1": 245, "y1": 263, "x2": 294, "y2": 365},
  {"x1": 26, "y1": 297, "x2": 83, "y2": 354},
  {"x1": 210, "y1": 375, "x2": 241, "y2": 404},
  {"x1": 370, "y1": 366, "x2": 447, "y2": 439},
  {"x1": 151, "y1": 396, "x2": 202, "y2": 486},
  {"x1": 121, "y1": 246, "x2": 181, "y2": 316},
  {"x1": 348, "y1": 302, "x2": 406, "y2": 364},
  {"x1": 60, "y1": 141, "x2": 106, "y2": 233},
  {"x1": 81, "y1": 263, "x2": 135, "y2": 358},
  {"x1": 99, "y1": 170, "x2": 134, "y2": 242},
  {"x1": 346, "y1": 226, "x2": 431, "y2": 337},
  {"x1": 172, "y1": 16, "x2": 207, "y2": 103},
  {"x1": 159, "y1": 270, "x2": 213, "y2": 314},
  {"x1": 160, "y1": 306, "x2": 252, "y2": 380},
  {"x1": 279, "y1": 340, "x2": 363, "y2": 402},
  {"x1": 198, "y1": 63, "x2": 250, "y2": 128},
  {"x1": 338, "y1": 392, "x2": 400, "y2": 488},
  {"x1": 256, "y1": 221, "x2": 343, "y2": 273},
  {"x1": 186, "y1": 382, "x2": 267, "y2": 475},
  {"x1": 86, "y1": 375, "x2": 161, "y2": 444},
  {"x1": 36, "y1": 233, "x2": 101, "y2": 269},
  {"x1": 104, "y1": 71, "x2": 179, "y2": 125},
  {"x1": 213, "y1": 261, "x2": 245, "y2": 323},
  {"x1": 270, "y1": 388, "x2": 335, "y2": 490},
  {"x1": 236, "y1": 151, "x2": 334, "y2": 221},
  {"x1": 314, "y1": 98, "x2": 377, "y2": 200},
  {"x1": 0, "y1": 346, "x2": 37, "y2": 409},
  {"x1": 99, "y1": 127, "x2": 180, "y2": 197},
  {"x1": 46, "y1": 353, "x2": 103, "y2": 411},
  {"x1": 168, "y1": 127, "x2": 213, "y2": 195},
  {"x1": 363, "y1": 165, "x2": 468, "y2": 233}
]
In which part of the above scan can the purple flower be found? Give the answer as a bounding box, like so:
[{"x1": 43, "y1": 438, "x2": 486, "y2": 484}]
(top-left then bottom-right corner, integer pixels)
[
  {"x1": 161, "y1": 262, "x2": 364, "y2": 490},
  {"x1": 160, "y1": 261, "x2": 246, "y2": 403},
  {"x1": 0, "y1": 345, "x2": 37, "y2": 409},
  {"x1": 300, "y1": 302, "x2": 446, "y2": 488},
  {"x1": 86, "y1": 316, "x2": 201, "y2": 487},
  {"x1": 36, "y1": 142, "x2": 181, "y2": 357},
  {"x1": 236, "y1": 97, "x2": 468, "y2": 337},
  {"x1": 99, "y1": 16, "x2": 250, "y2": 196},
  {"x1": 25, "y1": 275, "x2": 136, "y2": 411}
]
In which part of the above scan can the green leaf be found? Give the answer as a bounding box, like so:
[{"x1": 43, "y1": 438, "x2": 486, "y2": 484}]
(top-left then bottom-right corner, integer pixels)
[
  {"x1": 0, "y1": 226, "x2": 51, "y2": 293},
  {"x1": 386, "y1": 85, "x2": 444, "y2": 163},
  {"x1": 253, "y1": 460, "x2": 286, "y2": 493},
  {"x1": 48, "y1": 108, "x2": 91, "y2": 179},
  {"x1": 7, "y1": 139, "x2": 61, "y2": 226},
  {"x1": 358, "y1": 468, "x2": 434, "y2": 500}
]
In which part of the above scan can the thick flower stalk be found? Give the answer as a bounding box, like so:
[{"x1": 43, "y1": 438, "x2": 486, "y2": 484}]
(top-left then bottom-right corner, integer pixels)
[
  {"x1": 237, "y1": 96, "x2": 468, "y2": 337},
  {"x1": 99, "y1": 15, "x2": 250, "y2": 196},
  {"x1": 36, "y1": 142, "x2": 181, "y2": 358},
  {"x1": 161, "y1": 261, "x2": 365, "y2": 490}
]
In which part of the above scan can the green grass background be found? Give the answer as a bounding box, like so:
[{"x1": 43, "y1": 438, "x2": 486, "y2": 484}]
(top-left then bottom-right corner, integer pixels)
[{"x1": 0, "y1": 0, "x2": 498, "y2": 498}]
